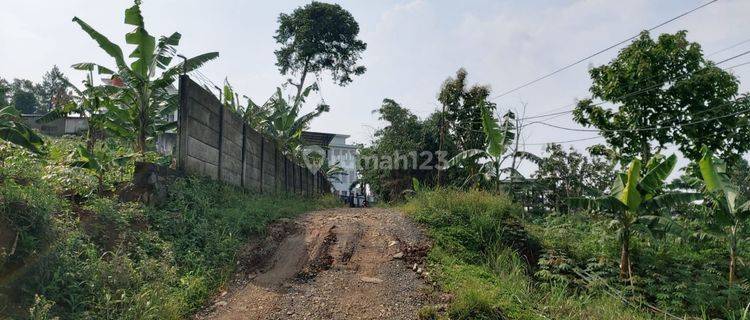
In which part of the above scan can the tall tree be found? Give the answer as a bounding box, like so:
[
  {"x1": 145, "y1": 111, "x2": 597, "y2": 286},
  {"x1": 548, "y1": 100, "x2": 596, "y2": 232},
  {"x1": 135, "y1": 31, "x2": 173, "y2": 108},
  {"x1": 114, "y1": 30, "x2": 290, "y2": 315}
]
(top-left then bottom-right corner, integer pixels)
[
  {"x1": 0, "y1": 78, "x2": 9, "y2": 107},
  {"x1": 438, "y1": 68, "x2": 496, "y2": 152},
  {"x1": 533, "y1": 144, "x2": 614, "y2": 212},
  {"x1": 10, "y1": 79, "x2": 39, "y2": 114},
  {"x1": 274, "y1": 1, "x2": 367, "y2": 102},
  {"x1": 38, "y1": 64, "x2": 116, "y2": 151},
  {"x1": 447, "y1": 102, "x2": 516, "y2": 190},
  {"x1": 573, "y1": 31, "x2": 748, "y2": 165},
  {"x1": 37, "y1": 65, "x2": 72, "y2": 113},
  {"x1": 358, "y1": 99, "x2": 448, "y2": 201}
]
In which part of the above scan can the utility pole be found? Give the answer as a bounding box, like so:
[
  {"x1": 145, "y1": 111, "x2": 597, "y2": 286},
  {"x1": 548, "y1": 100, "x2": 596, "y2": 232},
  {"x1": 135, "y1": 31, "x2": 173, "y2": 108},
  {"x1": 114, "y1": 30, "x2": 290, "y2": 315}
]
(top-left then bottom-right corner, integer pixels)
[
  {"x1": 509, "y1": 102, "x2": 527, "y2": 199},
  {"x1": 437, "y1": 103, "x2": 446, "y2": 186}
]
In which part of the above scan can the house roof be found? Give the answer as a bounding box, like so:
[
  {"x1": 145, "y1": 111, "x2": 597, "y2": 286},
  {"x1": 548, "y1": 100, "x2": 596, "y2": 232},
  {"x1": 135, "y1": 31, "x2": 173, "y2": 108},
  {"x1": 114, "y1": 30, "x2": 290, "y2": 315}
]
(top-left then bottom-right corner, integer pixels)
[{"x1": 301, "y1": 131, "x2": 336, "y2": 147}]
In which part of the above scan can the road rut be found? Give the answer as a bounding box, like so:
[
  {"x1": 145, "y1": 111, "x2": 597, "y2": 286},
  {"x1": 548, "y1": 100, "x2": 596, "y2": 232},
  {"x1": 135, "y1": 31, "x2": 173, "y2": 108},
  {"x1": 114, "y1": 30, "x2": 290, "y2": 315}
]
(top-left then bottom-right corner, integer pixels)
[{"x1": 196, "y1": 207, "x2": 435, "y2": 320}]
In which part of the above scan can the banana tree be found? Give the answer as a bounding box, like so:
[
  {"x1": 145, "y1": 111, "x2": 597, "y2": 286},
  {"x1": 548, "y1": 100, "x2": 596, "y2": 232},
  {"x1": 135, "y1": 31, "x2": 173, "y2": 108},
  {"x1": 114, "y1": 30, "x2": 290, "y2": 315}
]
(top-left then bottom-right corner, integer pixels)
[
  {"x1": 69, "y1": 144, "x2": 134, "y2": 194},
  {"x1": 37, "y1": 64, "x2": 116, "y2": 151},
  {"x1": 447, "y1": 101, "x2": 515, "y2": 189},
  {"x1": 218, "y1": 79, "x2": 273, "y2": 131},
  {"x1": 261, "y1": 84, "x2": 329, "y2": 156},
  {"x1": 72, "y1": 0, "x2": 218, "y2": 154},
  {"x1": 321, "y1": 160, "x2": 347, "y2": 183},
  {"x1": 570, "y1": 154, "x2": 701, "y2": 279},
  {"x1": 0, "y1": 106, "x2": 44, "y2": 154},
  {"x1": 697, "y1": 147, "x2": 750, "y2": 286}
]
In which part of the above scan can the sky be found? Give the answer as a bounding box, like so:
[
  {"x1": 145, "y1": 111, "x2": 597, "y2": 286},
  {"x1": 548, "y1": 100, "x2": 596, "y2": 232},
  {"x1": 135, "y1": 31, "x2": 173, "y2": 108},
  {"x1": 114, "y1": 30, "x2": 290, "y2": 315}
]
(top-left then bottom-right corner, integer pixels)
[{"x1": 2, "y1": 0, "x2": 749, "y2": 174}]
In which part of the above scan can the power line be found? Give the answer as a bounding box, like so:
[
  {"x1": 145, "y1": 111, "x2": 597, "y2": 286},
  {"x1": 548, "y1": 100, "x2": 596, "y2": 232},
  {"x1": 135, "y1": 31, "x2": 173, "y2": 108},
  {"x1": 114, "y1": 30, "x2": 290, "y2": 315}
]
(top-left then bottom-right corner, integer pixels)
[
  {"x1": 728, "y1": 60, "x2": 750, "y2": 69},
  {"x1": 519, "y1": 136, "x2": 603, "y2": 146},
  {"x1": 490, "y1": 0, "x2": 719, "y2": 100},
  {"x1": 525, "y1": 103, "x2": 750, "y2": 133},
  {"x1": 707, "y1": 37, "x2": 750, "y2": 56},
  {"x1": 716, "y1": 49, "x2": 750, "y2": 65},
  {"x1": 517, "y1": 48, "x2": 750, "y2": 121}
]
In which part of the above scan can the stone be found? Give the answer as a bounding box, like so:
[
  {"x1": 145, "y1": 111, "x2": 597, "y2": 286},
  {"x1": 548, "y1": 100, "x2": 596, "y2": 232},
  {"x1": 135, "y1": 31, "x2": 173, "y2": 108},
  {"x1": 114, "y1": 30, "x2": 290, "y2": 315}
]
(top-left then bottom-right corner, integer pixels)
[
  {"x1": 214, "y1": 301, "x2": 228, "y2": 307},
  {"x1": 440, "y1": 293, "x2": 455, "y2": 302},
  {"x1": 361, "y1": 276, "x2": 384, "y2": 284},
  {"x1": 392, "y1": 252, "x2": 404, "y2": 259}
]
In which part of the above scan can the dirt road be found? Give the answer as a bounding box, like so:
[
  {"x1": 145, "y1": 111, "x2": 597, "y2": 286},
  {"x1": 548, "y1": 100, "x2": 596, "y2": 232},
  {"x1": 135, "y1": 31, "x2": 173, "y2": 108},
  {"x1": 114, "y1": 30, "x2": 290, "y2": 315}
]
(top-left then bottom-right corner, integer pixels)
[{"x1": 196, "y1": 207, "x2": 436, "y2": 320}]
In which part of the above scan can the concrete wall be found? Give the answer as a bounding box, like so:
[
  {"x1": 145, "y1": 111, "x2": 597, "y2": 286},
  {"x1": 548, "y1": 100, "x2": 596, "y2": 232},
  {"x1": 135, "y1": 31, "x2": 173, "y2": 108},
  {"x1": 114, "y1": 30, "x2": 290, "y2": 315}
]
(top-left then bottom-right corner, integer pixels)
[
  {"x1": 22, "y1": 115, "x2": 69, "y2": 136},
  {"x1": 21, "y1": 115, "x2": 89, "y2": 136},
  {"x1": 176, "y1": 75, "x2": 331, "y2": 195}
]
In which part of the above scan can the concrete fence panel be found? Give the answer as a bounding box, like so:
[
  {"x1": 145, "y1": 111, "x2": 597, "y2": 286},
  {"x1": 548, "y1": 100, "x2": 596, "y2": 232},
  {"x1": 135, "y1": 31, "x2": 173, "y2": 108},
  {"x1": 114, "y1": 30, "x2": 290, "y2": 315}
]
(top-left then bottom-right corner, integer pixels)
[{"x1": 177, "y1": 75, "x2": 329, "y2": 196}]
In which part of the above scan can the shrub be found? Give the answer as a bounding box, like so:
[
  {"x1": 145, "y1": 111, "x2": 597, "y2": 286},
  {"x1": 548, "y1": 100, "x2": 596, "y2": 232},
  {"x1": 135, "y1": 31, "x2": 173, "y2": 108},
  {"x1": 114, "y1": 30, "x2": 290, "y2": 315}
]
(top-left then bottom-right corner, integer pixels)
[
  {"x1": 0, "y1": 136, "x2": 338, "y2": 319},
  {"x1": 402, "y1": 189, "x2": 652, "y2": 320}
]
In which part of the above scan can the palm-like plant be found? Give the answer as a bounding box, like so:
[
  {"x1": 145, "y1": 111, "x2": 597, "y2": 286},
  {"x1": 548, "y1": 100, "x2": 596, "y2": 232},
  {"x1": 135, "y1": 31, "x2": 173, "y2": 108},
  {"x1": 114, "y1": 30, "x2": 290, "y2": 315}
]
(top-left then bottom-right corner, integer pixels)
[
  {"x1": 38, "y1": 64, "x2": 115, "y2": 151},
  {"x1": 321, "y1": 160, "x2": 347, "y2": 183},
  {"x1": 261, "y1": 84, "x2": 329, "y2": 155},
  {"x1": 447, "y1": 101, "x2": 515, "y2": 189},
  {"x1": 72, "y1": 0, "x2": 218, "y2": 154},
  {"x1": 69, "y1": 144, "x2": 134, "y2": 194},
  {"x1": 0, "y1": 106, "x2": 44, "y2": 154},
  {"x1": 697, "y1": 148, "x2": 750, "y2": 286},
  {"x1": 570, "y1": 154, "x2": 701, "y2": 279},
  {"x1": 218, "y1": 79, "x2": 273, "y2": 131}
]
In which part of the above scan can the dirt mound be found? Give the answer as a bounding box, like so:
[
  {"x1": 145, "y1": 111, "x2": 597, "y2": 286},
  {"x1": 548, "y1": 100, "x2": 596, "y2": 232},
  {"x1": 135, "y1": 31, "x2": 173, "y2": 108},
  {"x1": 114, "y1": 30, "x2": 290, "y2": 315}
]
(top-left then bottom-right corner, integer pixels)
[{"x1": 196, "y1": 208, "x2": 436, "y2": 320}]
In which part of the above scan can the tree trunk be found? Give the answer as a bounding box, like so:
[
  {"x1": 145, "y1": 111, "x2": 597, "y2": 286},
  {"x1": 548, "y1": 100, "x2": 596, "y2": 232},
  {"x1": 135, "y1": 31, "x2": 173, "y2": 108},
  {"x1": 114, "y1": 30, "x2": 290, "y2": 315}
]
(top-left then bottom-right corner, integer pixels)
[
  {"x1": 86, "y1": 127, "x2": 95, "y2": 153},
  {"x1": 437, "y1": 104, "x2": 446, "y2": 187},
  {"x1": 641, "y1": 142, "x2": 651, "y2": 166},
  {"x1": 137, "y1": 92, "x2": 148, "y2": 154},
  {"x1": 85, "y1": 101, "x2": 96, "y2": 152},
  {"x1": 293, "y1": 59, "x2": 310, "y2": 104},
  {"x1": 97, "y1": 173, "x2": 105, "y2": 195},
  {"x1": 620, "y1": 228, "x2": 631, "y2": 279},
  {"x1": 729, "y1": 233, "x2": 737, "y2": 286}
]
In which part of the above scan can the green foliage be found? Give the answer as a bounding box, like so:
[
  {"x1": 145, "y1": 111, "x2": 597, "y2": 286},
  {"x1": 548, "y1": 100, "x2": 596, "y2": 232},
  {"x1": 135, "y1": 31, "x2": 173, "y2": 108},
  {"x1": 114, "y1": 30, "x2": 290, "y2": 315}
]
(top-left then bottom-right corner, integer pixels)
[
  {"x1": 1, "y1": 67, "x2": 72, "y2": 116},
  {"x1": 447, "y1": 101, "x2": 516, "y2": 189},
  {"x1": 573, "y1": 31, "x2": 749, "y2": 165},
  {"x1": 570, "y1": 154, "x2": 701, "y2": 278},
  {"x1": 321, "y1": 160, "x2": 346, "y2": 183},
  {"x1": 358, "y1": 99, "x2": 451, "y2": 201},
  {"x1": 28, "y1": 295, "x2": 57, "y2": 320},
  {"x1": 69, "y1": 143, "x2": 135, "y2": 193},
  {"x1": 38, "y1": 64, "x2": 117, "y2": 150},
  {"x1": 0, "y1": 105, "x2": 45, "y2": 154},
  {"x1": 697, "y1": 148, "x2": 750, "y2": 289},
  {"x1": 216, "y1": 79, "x2": 331, "y2": 156},
  {"x1": 275, "y1": 0, "x2": 367, "y2": 97},
  {"x1": 10, "y1": 82, "x2": 39, "y2": 114},
  {"x1": 0, "y1": 135, "x2": 337, "y2": 319},
  {"x1": 258, "y1": 85, "x2": 329, "y2": 155},
  {"x1": 530, "y1": 144, "x2": 614, "y2": 212},
  {"x1": 37, "y1": 65, "x2": 73, "y2": 113},
  {"x1": 72, "y1": 0, "x2": 219, "y2": 153},
  {"x1": 527, "y1": 208, "x2": 750, "y2": 318},
  {"x1": 403, "y1": 189, "x2": 651, "y2": 319},
  {"x1": 437, "y1": 68, "x2": 495, "y2": 152}
]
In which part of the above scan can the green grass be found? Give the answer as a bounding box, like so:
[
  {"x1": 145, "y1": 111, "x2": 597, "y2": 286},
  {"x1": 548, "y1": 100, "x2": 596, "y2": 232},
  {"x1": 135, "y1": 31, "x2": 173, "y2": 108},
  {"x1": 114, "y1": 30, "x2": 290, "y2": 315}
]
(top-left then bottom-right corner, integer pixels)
[
  {"x1": 526, "y1": 212, "x2": 750, "y2": 318},
  {"x1": 402, "y1": 189, "x2": 652, "y2": 320},
  {"x1": 0, "y1": 138, "x2": 339, "y2": 319}
]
